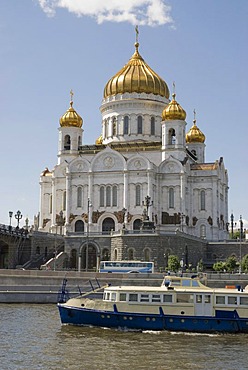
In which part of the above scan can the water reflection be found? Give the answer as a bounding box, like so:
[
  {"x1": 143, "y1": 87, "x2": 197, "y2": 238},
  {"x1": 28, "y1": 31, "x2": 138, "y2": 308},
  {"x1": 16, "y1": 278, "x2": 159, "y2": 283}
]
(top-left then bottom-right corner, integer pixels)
[{"x1": 1, "y1": 305, "x2": 247, "y2": 370}]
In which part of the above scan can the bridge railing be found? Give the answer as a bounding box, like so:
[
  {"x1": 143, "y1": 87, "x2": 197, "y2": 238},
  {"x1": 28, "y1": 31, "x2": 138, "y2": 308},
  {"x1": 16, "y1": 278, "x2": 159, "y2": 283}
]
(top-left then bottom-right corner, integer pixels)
[{"x1": 0, "y1": 223, "x2": 29, "y2": 238}]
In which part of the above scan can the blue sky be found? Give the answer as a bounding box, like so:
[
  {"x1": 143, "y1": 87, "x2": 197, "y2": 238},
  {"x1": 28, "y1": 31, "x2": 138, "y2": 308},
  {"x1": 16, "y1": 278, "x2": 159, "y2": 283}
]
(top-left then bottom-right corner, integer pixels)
[{"x1": 0, "y1": 0, "x2": 247, "y2": 229}]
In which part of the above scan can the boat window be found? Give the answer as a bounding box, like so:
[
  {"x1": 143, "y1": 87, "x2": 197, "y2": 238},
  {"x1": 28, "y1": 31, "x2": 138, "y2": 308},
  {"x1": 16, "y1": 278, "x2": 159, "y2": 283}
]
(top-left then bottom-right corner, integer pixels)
[
  {"x1": 182, "y1": 280, "x2": 191, "y2": 287},
  {"x1": 106, "y1": 292, "x2": 110, "y2": 301},
  {"x1": 119, "y1": 293, "x2": 127, "y2": 302},
  {"x1": 228, "y1": 296, "x2": 237, "y2": 305},
  {"x1": 152, "y1": 294, "x2": 161, "y2": 303},
  {"x1": 140, "y1": 294, "x2": 150, "y2": 302},
  {"x1": 177, "y1": 294, "x2": 193, "y2": 303},
  {"x1": 240, "y1": 297, "x2": 248, "y2": 305},
  {"x1": 196, "y1": 295, "x2": 202, "y2": 303},
  {"x1": 111, "y1": 293, "x2": 116, "y2": 301},
  {"x1": 129, "y1": 293, "x2": 138, "y2": 302},
  {"x1": 163, "y1": 294, "x2": 172, "y2": 303},
  {"x1": 192, "y1": 280, "x2": 200, "y2": 287},
  {"x1": 216, "y1": 296, "x2": 225, "y2": 305},
  {"x1": 204, "y1": 295, "x2": 211, "y2": 303},
  {"x1": 171, "y1": 279, "x2": 181, "y2": 286}
]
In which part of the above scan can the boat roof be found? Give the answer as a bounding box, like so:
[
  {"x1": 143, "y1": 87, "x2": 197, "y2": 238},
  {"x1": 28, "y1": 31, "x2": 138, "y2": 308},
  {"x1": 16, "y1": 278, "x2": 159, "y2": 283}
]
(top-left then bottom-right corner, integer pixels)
[{"x1": 104, "y1": 275, "x2": 248, "y2": 294}]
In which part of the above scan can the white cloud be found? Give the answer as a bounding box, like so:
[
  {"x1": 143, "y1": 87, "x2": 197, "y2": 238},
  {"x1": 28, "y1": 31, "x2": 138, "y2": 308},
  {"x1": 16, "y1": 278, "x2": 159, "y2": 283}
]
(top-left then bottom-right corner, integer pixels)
[{"x1": 37, "y1": 0, "x2": 173, "y2": 26}]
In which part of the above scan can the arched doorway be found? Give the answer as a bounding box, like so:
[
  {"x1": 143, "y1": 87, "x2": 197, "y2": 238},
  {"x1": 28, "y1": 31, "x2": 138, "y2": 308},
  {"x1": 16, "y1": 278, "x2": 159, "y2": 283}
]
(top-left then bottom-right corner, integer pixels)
[
  {"x1": 0, "y1": 241, "x2": 9, "y2": 269},
  {"x1": 83, "y1": 243, "x2": 97, "y2": 270},
  {"x1": 75, "y1": 220, "x2": 84, "y2": 232},
  {"x1": 102, "y1": 218, "x2": 115, "y2": 234},
  {"x1": 70, "y1": 249, "x2": 77, "y2": 269},
  {"x1": 133, "y1": 219, "x2": 142, "y2": 232},
  {"x1": 102, "y1": 248, "x2": 110, "y2": 260}
]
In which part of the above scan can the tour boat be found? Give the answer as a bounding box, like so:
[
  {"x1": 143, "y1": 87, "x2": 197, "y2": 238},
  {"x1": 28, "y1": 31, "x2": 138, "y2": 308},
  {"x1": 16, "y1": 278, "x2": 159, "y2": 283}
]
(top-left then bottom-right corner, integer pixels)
[{"x1": 57, "y1": 275, "x2": 248, "y2": 333}]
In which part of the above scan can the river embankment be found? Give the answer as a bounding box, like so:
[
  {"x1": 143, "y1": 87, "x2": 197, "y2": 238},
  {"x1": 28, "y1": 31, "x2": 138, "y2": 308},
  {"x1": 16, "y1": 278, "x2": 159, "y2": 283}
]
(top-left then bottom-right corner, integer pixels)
[{"x1": 0, "y1": 269, "x2": 248, "y2": 303}]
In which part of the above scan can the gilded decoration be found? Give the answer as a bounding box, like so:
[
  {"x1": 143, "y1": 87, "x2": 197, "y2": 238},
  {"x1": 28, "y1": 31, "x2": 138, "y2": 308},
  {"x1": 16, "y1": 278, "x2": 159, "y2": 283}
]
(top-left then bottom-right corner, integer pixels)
[
  {"x1": 161, "y1": 212, "x2": 181, "y2": 225},
  {"x1": 104, "y1": 36, "x2": 169, "y2": 99},
  {"x1": 92, "y1": 210, "x2": 105, "y2": 223},
  {"x1": 60, "y1": 90, "x2": 83, "y2": 128},
  {"x1": 42, "y1": 218, "x2": 50, "y2": 228},
  {"x1": 82, "y1": 213, "x2": 88, "y2": 223},
  {"x1": 192, "y1": 217, "x2": 198, "y2": 226},
  {"x1": 208, "y1": 216, "x2": 213, "y2": 225},
  {"x1": 69, "y1": 213, "x2": 76, "y2": 223},
  {"x1": 162, "y1": 93, "x2": 186, "y2": 121},
  {"x1": 186, "y1": 119, "x2": 205, "y2": 143}
]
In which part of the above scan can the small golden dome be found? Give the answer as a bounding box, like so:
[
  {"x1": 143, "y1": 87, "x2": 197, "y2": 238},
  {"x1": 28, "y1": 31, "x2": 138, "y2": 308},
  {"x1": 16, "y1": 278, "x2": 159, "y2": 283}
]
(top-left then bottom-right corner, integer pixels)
[
  {"x1": 95, "y1": 134, "x2": 103, "y2": 145},
  {"x1": 104, "y1": 42, "x2": 169, "y2": 99},
  {"x1": 60, "y1": 99, "x2": 83, "y2": 128},
  {"x1": 162, "y1": 93, "x2": 186, "y2": 121},
  {"x1": 186, "y1": 120, "x2": 205, "y2": 143}
]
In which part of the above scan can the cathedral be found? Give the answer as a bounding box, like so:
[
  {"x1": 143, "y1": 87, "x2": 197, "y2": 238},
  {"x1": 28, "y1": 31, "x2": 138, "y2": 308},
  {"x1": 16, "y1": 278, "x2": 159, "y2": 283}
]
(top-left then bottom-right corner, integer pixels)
[{"x1": 38, "y1": 30, "x2": 228, "y2": 268}]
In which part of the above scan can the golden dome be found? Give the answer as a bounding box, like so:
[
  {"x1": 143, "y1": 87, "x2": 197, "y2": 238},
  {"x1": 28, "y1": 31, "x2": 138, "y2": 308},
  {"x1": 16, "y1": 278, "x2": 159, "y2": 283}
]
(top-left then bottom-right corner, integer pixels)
[
  {"x1": 95, "y1": 134, "x2": 103, "y2": 145},
  {"x1": 60, "y1": 96, "x2": 83, "y2": 128},
  {"x1": 104, "y1": 42, "x2": 169, "y2": 99},
  {"x1": 186, "y1": 120, "x2": 205, "y2": 143},
  {"x1": 162, "y1": 93, "x2": 186, "y2": 121}
]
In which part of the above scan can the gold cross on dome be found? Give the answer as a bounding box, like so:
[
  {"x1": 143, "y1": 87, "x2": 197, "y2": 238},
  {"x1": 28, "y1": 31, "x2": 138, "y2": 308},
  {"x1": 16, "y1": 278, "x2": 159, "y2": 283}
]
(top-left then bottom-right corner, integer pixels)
[
  {"x1": 135, "y1": 25, "x2": 139, "y2": 43},
  {"x1": 70, "y1": 89, "x2": 74, "y2": 102}
]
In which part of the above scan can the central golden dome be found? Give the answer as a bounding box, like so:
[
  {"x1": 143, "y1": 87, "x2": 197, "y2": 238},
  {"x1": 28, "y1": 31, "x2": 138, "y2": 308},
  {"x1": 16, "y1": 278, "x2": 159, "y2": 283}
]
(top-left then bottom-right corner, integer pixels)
[{"x1": 104, "y1": 42, "x2": 169, "y2": 99}]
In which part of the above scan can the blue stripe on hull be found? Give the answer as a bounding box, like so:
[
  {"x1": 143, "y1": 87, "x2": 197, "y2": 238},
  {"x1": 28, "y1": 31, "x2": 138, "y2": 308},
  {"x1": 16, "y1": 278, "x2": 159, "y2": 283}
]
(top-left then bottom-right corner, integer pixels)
[{"x1": 57, "y1": 305, "x2": 248, "y2": 333}]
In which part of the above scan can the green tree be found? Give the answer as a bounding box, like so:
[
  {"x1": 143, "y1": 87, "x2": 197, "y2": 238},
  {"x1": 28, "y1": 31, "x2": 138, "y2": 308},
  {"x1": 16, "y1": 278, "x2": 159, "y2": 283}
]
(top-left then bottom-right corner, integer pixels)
[
  {"x1": 197, "y1": 259, "x2": 203, "y2": 272},
  {"x1": 213, "y1": 261, "x2": 225, "y2": 272},
  {"x1": 225, "y1": 256, "x2": 237, "y2": 272},
  {"x1": 168, "y1": 255, "x2": 180, "y2": 272},
  {"x1": 242, "y1": 254, "x2": 248, "y2": 272}
]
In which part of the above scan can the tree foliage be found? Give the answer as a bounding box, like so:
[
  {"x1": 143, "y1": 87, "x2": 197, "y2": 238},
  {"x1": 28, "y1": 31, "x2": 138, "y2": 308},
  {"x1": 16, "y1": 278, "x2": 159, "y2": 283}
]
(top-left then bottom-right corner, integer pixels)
[{"x1": 168, "y1": 255, "x2": 180, "y2": 272}]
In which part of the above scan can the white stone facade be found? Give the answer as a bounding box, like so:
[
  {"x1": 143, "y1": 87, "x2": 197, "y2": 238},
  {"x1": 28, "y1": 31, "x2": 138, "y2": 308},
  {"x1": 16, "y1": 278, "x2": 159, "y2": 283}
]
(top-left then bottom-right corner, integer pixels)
[{"x1": 39, "y1": 45, "x2": 228, "y2": 242}]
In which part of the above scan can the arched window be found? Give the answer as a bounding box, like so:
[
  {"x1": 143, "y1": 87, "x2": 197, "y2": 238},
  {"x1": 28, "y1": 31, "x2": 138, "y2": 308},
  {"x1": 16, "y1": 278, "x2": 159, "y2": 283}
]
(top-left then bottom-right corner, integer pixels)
[
  {"x1": 78, "y1": 136, "x2": 81, "y2": 149},
  {"x1": 168, "y1": 129, "x2": 176, "y2": 145},
  {"x1": 128, "y1": 248, "x2": 134, "y2": 260},
  {"x1": 200, "y1": 190, "x2": 206, "y2": 210},
  {"x1": 169, "y1": 188, "x2": 174, "y2": 208},
  {"x1": 200, "y1": 224, "x2": 206, "y2": 238},
  {"x1": 151, "y1": 117, "x2": 155, "y2": 135},
  {"x1": 64, "y1": 135, "x2": 71, "y2": 150},
  {"x1": 106, "y1": 186, "x2": 111, "y2": 206},
  {"x1": 114, "y1": 248, "x2": 118, "y2": 260},
  {"x1": 77, "y1": 187, "x2": 82, "y2": 208},
  {"x1": 133, "y1": 219, "x2": 142, "y2": 231},
  {"x1": 75, "y1": 220, "x2": 84, "y2": 232},
  {"x1": 63, "y1": 191, "x2": 66, "y2": 211},
  {"x1": 102, "y1": 248, "x2": 110, "y2": 261},
  {"x1": 112, "y1": 117, "x2": 117, "y2": 136},
  {"x1": 112, "y1": 185, "x2": 117, "y2": 207},
  {"x1": 136, "y1": 185, "x2": 141, "y2": 206},
  {"x1": 124, "y1": 116, "x2": 129, "y2": 134},
  {"x1": 49, "y1": 195, "x2": 52, "y2": 214},
  {"x1": 102, "y1": 218, "x2": 115, "y2": 234},
  {"x1": 100, "y1": 186, "x2": 104, "y2": 207},
  {"x1": 144, "y1": 248, "x2": 150, "y2": 261},
  {"x1": 137, "y1": 116, "x2": 143, "y2": 134}
]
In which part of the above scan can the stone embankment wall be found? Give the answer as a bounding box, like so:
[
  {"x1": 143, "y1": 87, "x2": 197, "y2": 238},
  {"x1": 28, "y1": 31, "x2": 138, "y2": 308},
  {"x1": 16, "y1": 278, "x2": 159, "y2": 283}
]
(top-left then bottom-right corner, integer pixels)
[{"x1": 0, "y1": 269, "x2": 248, "y2": 303}]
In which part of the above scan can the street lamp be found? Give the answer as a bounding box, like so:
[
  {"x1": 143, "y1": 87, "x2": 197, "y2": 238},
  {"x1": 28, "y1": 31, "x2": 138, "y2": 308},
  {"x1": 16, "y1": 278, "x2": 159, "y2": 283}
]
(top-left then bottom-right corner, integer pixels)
[
  {"x1": 142, "y1": 195, "x2": 153, "y2": 220},
  {"x1": 239, "y1": 215, "x2": 243, "y2": 274},
  {"x1": 230, "y1": 213, "x2": 234, "y2": 239},
  {"x1": 15, "y1": 210, "x2": 22, "y2": 228},
  {"x1": 122, "y1": 208, "x2": 127, "y2": 229},
  {"x1": 86, "y1": 198, "x2": 92, "y2": 272},
  {"x1": 9, "y1": 211, "x2": 13, "y2": 229}
]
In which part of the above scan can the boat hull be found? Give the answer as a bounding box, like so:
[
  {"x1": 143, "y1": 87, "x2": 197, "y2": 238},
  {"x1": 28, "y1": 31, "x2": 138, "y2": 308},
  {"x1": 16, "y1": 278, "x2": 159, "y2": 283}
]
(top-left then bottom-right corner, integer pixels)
[{"x1": 57, "y1": 304, "x2": 248, "y2": 333}]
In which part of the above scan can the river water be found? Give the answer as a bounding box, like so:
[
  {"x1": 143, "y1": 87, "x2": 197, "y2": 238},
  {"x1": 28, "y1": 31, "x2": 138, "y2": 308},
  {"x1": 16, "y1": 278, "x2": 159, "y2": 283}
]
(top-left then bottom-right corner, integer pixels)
[{"x1": 1, "y1": 304, "x2": 248, "y2": 370}]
